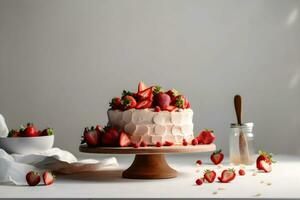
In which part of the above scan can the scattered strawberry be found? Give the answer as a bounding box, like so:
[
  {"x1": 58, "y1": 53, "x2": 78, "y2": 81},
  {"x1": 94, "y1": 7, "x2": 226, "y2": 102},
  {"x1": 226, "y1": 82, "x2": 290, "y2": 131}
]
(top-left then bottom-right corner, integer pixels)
[
  {"x1": 218, "y1": 169, "x2": 236, "y2": 183},
  {"x1": 140, "y1": 141, "x2": 148, "y2": 147},
  {"x1": 238, "y1": 169, "x2": 245, "y2": 176},
  {"x1": 23, "y1": 123, "x2": 38, "y2": 137},
  {"x1": 256, "y1": 150, "x2": 275, "y2": 173},
  {"x1": 203, "y1": 169, "x2": 216, "y2": 183},
  {"x1": 182, "y1": 139, "x2": 188, "y2": 146},
  {"x1": 40, "y1": 128, "x2": 54, "y2": 136},
  {"x1": 195, "y1": 178, "x2": 203, "y2": 186},
  {"x1": 164, "y1": 141, "x2": 174, "y2": 146},
  {"x1": 43, "y1": 171, "x2": 55, "y2": 185},
  {"x1": 257, "y1": 160, "x2": 272, "y2": 173},
  {"x1": 155, "y1": 93, "x2": 171, "y2": 109},
  {"x1": 137, "y1": 87, "x2": 153, "y2": 101},
  {"x1": 119, "y1": 132, "x2": 131, "y2": 147},
  {"x1": 196, "y1": 160, "x2": 202, "y2": 165},
  {"x1": 197, "y1": 129, "x2": 216, "y2": 144},
  {"x1": 122, "y1": 95, "x2": 137, "y2": 109},
  {"x1": 109, "y1": 97, "x2": 122, "y2": 110},
  {"x1": 82, "y1": 126, "x2": 101, "y2": 147},
  {"x1": 154, "y1": 106, "x2": 161, "y2": 112},
  {"x1": 26, "y1": 171, "x2": 40, "y2": 186},
  {"x1": 191, "y1": 138, "x2": 198, "y2": 145},
  {"x1": 156, "y1": 141, "x2": 162, "y2": 147},
  {"x1": 136, "y1": 99, "x2": 152, "y2": 109},
  {"x1": 138, "y1": 82, "x2": 147, "y2": 92},
  {"x1": 210, "y1": 149, "x2": 224, "y2": 165},
  {"x1": 163, "y1": 105, "x2": 177, "y2": 112},
  {"x1": 102, "y1": 127, "x2": 119, "y2": 147}
]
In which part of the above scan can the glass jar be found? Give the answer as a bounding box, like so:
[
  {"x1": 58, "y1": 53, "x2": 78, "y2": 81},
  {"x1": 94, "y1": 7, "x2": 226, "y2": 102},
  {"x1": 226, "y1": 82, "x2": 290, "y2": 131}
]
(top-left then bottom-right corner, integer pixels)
[{"x1": 229, "y1": 123, "x2": 255, "y2": 165}]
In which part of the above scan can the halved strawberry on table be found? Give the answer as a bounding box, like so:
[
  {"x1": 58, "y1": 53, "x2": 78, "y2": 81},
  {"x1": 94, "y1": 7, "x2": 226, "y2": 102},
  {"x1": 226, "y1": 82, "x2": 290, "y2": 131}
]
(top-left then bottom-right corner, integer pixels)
[
  {"x1": 210, "y1": 149, "x2": 224, "y2": 165},
  {"x1": 256, "y1": 150, "x2": 275, "y2": 173},
  {"x1": 43, "y1": 171, "x2": 55, "y2": 185},
  {"x1": 203, "y1": 169, "x2": 216, "y2": 183},
  {"x1": 218, "y1": 168, "x2": 236, "y2": 183}
]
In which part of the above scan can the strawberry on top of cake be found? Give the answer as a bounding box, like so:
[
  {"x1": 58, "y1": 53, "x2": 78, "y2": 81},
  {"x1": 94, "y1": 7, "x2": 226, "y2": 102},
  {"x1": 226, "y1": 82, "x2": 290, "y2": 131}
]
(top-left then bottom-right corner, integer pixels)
[{"x1": 107, "y1": 82, "x2": 194, "y2": 145}]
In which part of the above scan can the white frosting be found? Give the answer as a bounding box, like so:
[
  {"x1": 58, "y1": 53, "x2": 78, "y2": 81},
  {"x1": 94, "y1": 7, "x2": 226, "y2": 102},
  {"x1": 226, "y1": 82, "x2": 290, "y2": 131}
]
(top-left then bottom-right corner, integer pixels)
[{"x1": 107, "y1": 109, "x2": 194, "y2": 145}]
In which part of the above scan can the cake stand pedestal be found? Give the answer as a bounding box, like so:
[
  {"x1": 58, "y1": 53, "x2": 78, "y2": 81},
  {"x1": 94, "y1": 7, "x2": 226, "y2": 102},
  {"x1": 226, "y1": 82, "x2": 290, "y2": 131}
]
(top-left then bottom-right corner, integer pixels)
[{"x1": 79, "y1": 144, "x2": 216, "y2": 179}]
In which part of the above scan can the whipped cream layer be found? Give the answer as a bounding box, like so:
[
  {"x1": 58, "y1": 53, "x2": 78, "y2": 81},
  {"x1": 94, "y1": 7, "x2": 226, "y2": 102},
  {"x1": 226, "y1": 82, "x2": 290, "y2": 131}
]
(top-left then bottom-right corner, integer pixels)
[{"x1": 107, "y1": 109, "x2": 194, "y2": 145}]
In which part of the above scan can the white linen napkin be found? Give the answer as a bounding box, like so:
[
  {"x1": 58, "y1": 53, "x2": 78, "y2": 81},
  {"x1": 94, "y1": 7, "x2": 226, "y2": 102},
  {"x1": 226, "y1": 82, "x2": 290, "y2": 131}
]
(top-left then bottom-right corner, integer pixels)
[
  {"x1": 0, "y1": 114, "x2": 9, "y2": 137},
  {"x1": 0, "y1": 147, "x2": 119, "y2": 185}
]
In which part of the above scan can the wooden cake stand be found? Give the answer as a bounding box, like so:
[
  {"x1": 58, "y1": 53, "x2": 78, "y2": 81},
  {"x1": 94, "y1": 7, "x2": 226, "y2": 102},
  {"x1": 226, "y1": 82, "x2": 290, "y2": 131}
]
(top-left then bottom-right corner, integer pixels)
[{"x1": 79, "y1": 144, "x2": 216, "y2": 179}]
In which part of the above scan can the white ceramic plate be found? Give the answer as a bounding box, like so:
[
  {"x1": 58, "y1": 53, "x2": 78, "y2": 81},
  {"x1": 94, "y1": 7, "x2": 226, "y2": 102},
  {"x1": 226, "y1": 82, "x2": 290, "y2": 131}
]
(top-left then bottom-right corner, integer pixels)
[{"x1": 0, "y1": 135, "x2": 54, "y2": 154}]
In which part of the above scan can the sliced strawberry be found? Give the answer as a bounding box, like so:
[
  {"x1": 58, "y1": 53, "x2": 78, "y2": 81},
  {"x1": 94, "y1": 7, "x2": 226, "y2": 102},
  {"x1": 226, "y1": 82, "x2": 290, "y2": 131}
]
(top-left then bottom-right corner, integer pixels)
[
  {"x1": 136, "y1": 99, "x2": 152, "y2": 109},
  {"x1": 257, "y1": 160, "x2": 272, "y2": 173},
  {"x1": 119, "y1": 132, "x2": 131, "y2": 147},
  {"x1": 138, "y1": 82, "x2": 147, "y2": 92},
  {"x1": 256, "y1": 150, "x2": 275, "y2": 166},
  {"x1": 43, "y1": 171, "x2": 55, "y2": 185},
  {"x1": 203, "y1": 169, "x2": 216, "y2": 183},
  {"x1": 26, "y1": 171, "x2": 40, "y2": 186},
  {"x1": 164, "y1": 141, "x2": 174, "y2": 146},
  {"x1": 137, "y1": 87, "x2": 153, "y2": 101},
  {"x1": 218, "y1": 168, "x2": 236, "y2": 183},
  {"x1": 163, "y1": 105, "x2": 177, "y2": 112},
  {"x1": 210, "y1": 149, "x2": 224, "y2": 165}
]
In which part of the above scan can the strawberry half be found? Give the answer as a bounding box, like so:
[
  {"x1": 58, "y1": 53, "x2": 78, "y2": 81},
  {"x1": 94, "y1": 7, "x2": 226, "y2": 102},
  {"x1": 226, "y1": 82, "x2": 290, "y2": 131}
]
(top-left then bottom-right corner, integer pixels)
[
  {"x1": 136, "y1": 99, "x2": 152, "y2": 109},
  {"x1": 119, "y1": 132, "x2": 131, "y2": 147},
  {"x1": 197, "y1": 129, "x2": 216, "y2": 144},
  {"x1": 210, "y1": 149, "x2": 224, "y2": 165},
  {"x1": 43, "y1": 171, "x2": 55, "y2": 185},
  {"x1": 26, "y1": 171, "x2": 40, "y2": 186},
  {"x1": 257, "y1": 160, "x2": 272, "y2": 173},
  {"x1": 203, "y1": 169, "x2": 216, "y2": 183},
  {"x1": 218, "y1": 168, "x2": 236, "y2": 183},
  {"x1": 256, "y1": 150, "x2": 275, "y2": 165},
  {"x1": 137, "y1": 87, "x2": 153, "y2": 101},
  {"x1": 163, "y1": 141, "x2": 174, "y2": 146},
  {"x1": 163, "y1": 105, "x2": 177, "y2": 112},
  {"x1": 138, "y1": 82, "x2": 147, "y2": 92}
]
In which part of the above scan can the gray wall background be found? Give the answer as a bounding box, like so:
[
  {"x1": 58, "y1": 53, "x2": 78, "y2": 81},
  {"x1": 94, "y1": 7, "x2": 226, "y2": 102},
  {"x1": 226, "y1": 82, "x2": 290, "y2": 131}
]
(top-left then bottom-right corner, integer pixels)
[{"x1": 0, "y1": 0, "x2": 299, "y2": 157}]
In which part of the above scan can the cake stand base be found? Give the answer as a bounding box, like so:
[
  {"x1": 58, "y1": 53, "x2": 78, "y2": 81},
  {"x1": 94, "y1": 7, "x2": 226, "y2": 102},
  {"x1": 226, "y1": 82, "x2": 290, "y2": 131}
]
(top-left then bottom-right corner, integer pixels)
[{"x1": 122, "y1": 154, "x2": 177, "y2": 179}]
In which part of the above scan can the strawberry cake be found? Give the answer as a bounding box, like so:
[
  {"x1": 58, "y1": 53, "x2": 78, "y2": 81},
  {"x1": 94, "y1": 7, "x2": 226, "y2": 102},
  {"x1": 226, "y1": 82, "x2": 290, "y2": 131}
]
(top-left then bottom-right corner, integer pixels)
[{"x1": 107, "y1": 82, "x2": 194, "y2": 145}]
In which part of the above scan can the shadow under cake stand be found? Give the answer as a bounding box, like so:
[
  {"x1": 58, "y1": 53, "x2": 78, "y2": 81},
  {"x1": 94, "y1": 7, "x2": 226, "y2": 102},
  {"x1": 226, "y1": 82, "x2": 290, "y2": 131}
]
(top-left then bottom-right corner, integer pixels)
[{"x1": 79, "y1": 144, "x2": 216, "y2": 179}]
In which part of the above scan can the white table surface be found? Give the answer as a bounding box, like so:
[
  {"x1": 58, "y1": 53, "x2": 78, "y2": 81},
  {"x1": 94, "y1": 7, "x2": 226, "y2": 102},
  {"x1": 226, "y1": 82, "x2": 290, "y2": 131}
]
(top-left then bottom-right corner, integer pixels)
[{"x1": 0, "y1": 154, "x2": 299, "y2": 198}]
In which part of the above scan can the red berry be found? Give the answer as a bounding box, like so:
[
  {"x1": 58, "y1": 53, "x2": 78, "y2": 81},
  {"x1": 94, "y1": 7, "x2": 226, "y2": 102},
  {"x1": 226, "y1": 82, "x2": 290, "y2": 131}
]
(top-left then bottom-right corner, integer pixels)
[
  {"x1": 182, "y1": 139, "x2": 188, "y2": 146},
  {"x1": 196, "y1": 160, "x2": 202, "y2": 165},
  {"x1": 154, "y1": 106, "x2": 161, "y2": 112},
  {"x1": 191, "y1": 139, "x2": 198, "y2": 145},
  {"x1": 195, "y1": 178, "x2": 203, "y2": 185},
  {"x1": 156, "y1": 142, "x2": 162, "y2": 147},
  {"x1": 140, "y1": 141, "x2": 147, "y2": 147},
  {"x1": 239, "y1": 169, "x2": 245, "y2": 176},
  {"x1": 133, "y1": 143, "x2": 140, "y2": 148}
]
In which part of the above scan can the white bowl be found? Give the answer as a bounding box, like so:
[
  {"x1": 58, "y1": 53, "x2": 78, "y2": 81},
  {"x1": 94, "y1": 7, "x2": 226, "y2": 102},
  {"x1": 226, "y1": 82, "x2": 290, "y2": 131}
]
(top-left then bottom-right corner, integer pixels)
[{"x1": 0, "y1": 135, "x2": 54, "y2": 154}]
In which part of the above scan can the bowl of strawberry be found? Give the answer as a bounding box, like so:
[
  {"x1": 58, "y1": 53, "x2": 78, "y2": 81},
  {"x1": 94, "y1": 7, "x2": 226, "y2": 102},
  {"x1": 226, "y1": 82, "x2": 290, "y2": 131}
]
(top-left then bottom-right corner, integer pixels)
[{"x1": 0, "y1": 123, "x2": 54, "y2": 154}]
